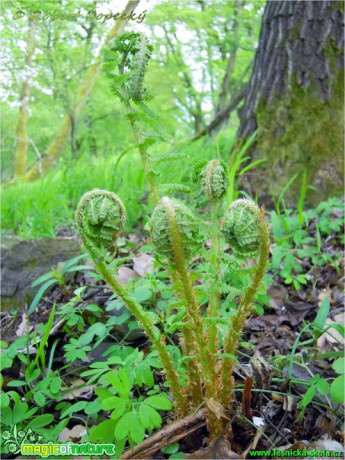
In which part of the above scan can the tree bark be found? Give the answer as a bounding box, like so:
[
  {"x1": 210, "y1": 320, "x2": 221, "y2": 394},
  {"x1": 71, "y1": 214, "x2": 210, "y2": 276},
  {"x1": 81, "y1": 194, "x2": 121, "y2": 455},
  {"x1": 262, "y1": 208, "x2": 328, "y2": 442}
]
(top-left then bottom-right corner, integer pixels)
[
  {"x1": 24, "y1": 0, "x2": 140, "y2": 182},
  {"x1": 234, "y1": 1, "x2": 344, "y2": 205},
  {"x1": 14, "y1": 17, "x2": 37, "y2": 178}
]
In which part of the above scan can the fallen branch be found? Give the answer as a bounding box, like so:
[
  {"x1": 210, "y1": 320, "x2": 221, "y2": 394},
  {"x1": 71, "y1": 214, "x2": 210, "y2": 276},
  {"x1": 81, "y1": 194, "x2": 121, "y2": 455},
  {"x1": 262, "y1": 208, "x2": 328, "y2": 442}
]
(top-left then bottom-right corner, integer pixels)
[{"x1": 121, "y1": 408, "x2": 208, "y2": 459}]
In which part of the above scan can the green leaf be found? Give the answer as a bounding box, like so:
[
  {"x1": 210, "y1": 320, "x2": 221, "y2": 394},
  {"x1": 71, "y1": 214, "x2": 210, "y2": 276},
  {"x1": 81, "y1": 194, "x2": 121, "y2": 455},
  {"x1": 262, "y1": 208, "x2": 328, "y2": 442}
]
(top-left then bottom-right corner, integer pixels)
[
  {"x1": 13, "y1": 402, "x2": 37, "y2": 424},
  {"x1": 299, "y1": 385, "x2": 316, "y2": 408},
  {"x1": 134, "y1": 286, "x2": 152, "y2": 302},
  {"x1": 28, "y1": 279, "x2": 57, "y2": 314},
  {"x1": 108, "y1": 368, "x2": 131, "y2": 398},
  {"x1": 34, "y1": 392, "x2": 46, "y2": 406},
  {"x1": 65, "y1": 264, "x2": 93, "y2": 273},
  {"x1": 25, "y1": 367, "x2": 41, "y2": 383},
  {"x1": 144, "y1": 404, "x2": 161, "y2": 427},
  {"x1": 139, "y1": 403, "x2": 152, "y2": 429},
  {"x1": 89, "y1": 419, "x2": 117, "y2": 444},
  {"x1": 314, "y1": 297, "x2": 330, "y2": 330},
  {"x1": 111, "y1": 399, "x2": 127, "y2": 420},
  {"x1": 162, "y1": 443, "x2": 180, "y2": 454},
  {"x1": 143, "y1": 395, "x2": 172, "y2": 410},
  {"x1": 50, "y1": 377, "x2": 62, "y2": 393},
  {"x1": 102, "y1": 396, "x2": 124, "y2": 411},
  {"x1": 170, "y1": 453, "x2": 185, "y2": 459},
  {"x1": 316, "y1": 379, "x2": 329, "y2": 395},
  {"x1": 130, "y1": 413, "x2": 145, "y2": 444},
  {"x1": 84, "y1": 399, "x2": 102, "y2": 415},
  {"x1": 115, "y1": 412, "x2": 133, "y2": 440},
  {"x1": 6, "y1": 380, "x2": 27, "y2": 387},
  {"x1": 0, "y1": 392, "x2": 9, "y2": 408},
  {"x1": 60, "y1": 401, "x2": 87, "y2": 419},
  {"x1": 31, "y1": 271, "x2": 54, "y2": 287},
  {"x1": 27, "y1": 414, "x2": 54, "y2": 428},
  {"x1": 136, "y1": 362, "x2": 154, "y2": 387},
  {"x1": 95, "y1": 388, "x2": 113, "y2": 399},
  {"x1": 330, "y1": 375, "x2": 345, "y2": 404},
  {"x1": 332, "y1": 357, "x2": 345, "y2": 374},
  {"x1": 84, "y1": 304, "x2": 101, "y2": 312},
  {"x1": 1, "y1": 355, "x2": 13, "y2": 370},
  {"x1": 62, "y1": 254, "x2": 87, "y2": 272}
]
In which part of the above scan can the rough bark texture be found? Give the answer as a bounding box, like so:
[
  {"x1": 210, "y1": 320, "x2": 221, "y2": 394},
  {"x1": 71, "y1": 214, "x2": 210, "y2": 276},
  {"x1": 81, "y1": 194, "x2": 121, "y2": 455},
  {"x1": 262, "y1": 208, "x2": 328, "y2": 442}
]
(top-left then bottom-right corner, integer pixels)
[
  {"x1": 25, "y1": 0, "x2": 140, "y2": 181},
  {"x1": 234, "y1": 1, "x2": 344, "y2": 206},
  {"x1": 14, "y1": 17, "x2": 37, "y2": 178}
]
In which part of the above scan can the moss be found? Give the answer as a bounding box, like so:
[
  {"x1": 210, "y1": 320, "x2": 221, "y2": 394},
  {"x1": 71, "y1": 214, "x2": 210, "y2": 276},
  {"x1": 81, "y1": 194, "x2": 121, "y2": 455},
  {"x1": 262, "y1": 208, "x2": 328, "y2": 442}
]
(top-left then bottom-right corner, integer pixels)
[{"x1": 252, "y1": 66, "x2": 344, "y2": 206}]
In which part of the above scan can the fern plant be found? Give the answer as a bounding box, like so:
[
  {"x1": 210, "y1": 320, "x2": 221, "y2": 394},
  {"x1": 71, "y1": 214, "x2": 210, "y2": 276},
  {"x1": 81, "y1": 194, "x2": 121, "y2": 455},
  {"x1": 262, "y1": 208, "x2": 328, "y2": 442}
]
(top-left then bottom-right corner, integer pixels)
[{"x1": 76, "y1": 33, "x2": 270, "y2": 441}]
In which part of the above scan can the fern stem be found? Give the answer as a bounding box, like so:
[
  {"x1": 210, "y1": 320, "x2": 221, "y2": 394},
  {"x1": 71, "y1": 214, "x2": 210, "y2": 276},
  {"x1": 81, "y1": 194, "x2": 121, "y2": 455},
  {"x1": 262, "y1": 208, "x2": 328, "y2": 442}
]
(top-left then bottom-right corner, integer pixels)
[
  {"x1": 220, "y1": 207, "x2": 269, "y2": 407},
  {"x1": 124, "y1": 101, "x2": 160, "y2": 205},
  {"x1": 160, "y1": 199, "x2": 218, "y2": 401},
  {"x1": 96, "y1": 261, "x2": 187, "y2": 413},
  {"x1": 97, "y1": 257, "x2": 187, "y2": 414},
  {"x1": 75, "y1": 193, "x2": 187, "y2": 414},
  {"x1": 207, "y1": 199, "x2": 222, "y2": 357},
  {"x1": 170, "y1": 270, "x2": 203, "y2": 406}
]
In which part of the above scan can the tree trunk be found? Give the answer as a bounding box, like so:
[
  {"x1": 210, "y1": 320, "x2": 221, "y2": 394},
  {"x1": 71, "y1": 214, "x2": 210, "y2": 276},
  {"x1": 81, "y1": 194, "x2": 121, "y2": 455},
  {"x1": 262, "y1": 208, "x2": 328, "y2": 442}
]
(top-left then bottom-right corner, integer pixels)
[
  {"x1": 234, "y1": 1, "x2": 344, "y2": 206},
  {"x1": 14, "y1": 17, "x2": 37, "y2": 178},
  {"x1": 25, "y1": 0, "x2": 140, "y2": 182}
]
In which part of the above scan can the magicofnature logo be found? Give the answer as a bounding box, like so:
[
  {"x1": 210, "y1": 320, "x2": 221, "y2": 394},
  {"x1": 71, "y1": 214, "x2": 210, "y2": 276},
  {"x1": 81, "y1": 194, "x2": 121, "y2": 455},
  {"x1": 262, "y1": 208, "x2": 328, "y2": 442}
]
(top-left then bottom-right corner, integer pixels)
[
  {"x1": 1, "y1": 424, "x2": 115, "y2": 458},
  {"x1": 2, "y1": 425, "x2": 43, "y2": 454}
]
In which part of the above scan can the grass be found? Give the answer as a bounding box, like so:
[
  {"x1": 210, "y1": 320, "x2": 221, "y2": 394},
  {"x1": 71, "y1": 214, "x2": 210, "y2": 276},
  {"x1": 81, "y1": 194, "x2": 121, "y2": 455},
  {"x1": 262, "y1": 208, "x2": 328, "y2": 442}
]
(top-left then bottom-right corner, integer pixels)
[{"x1": 1, "y1": 127, "x2": 237, "y2": 239}]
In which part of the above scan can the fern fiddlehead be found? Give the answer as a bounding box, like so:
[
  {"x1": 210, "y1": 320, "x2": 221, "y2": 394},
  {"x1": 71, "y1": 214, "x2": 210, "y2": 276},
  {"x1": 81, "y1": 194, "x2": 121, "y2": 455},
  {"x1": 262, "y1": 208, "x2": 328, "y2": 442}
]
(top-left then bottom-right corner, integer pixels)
[
  {"x1": 222, "y1": 198, "x2": 262, "y2": 258},
  {"x1": 220, "y1": 199, "x2": 269, "y2": 407},
  {"x1": 76, "y1": 190, "x2": 188, "y2": 414},
  {"x1": 76, "y1": 189, "x2": 126, "y2": 259},
  {"x1": 199, "y1": 160, "x2": 229, "y2": 201}
]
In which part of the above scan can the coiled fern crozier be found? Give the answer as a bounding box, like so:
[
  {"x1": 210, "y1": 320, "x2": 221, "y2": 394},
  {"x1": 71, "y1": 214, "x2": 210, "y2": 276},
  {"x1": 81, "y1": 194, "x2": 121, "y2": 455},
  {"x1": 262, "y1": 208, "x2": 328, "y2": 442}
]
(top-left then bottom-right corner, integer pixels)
[{"x1": 76, "y1": 33, "x2": 270, "y2": 438}]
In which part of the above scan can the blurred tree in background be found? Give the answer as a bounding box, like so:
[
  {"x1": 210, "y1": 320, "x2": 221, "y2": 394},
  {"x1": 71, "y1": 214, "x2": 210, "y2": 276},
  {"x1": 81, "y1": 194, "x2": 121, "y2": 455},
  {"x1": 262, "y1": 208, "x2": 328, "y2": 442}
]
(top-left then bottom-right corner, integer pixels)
[{"x1": 1, "y1": 0, "x2": 263, "y2": 180}]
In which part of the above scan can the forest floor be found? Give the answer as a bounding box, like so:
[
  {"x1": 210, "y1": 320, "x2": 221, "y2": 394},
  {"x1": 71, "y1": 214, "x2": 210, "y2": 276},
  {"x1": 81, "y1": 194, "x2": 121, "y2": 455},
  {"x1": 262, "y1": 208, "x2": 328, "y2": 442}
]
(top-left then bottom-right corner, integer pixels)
[{"x1": 1, "y1": 200, "x2": 344, "y2": 459}]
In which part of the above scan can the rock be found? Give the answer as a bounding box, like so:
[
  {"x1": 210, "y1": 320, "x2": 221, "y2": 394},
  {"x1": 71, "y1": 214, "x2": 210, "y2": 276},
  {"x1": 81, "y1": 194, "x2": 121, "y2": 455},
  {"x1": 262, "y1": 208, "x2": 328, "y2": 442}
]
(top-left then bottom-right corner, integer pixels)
[{"x1": 1, "y1": 237, "x2": 81, "y2": 311}]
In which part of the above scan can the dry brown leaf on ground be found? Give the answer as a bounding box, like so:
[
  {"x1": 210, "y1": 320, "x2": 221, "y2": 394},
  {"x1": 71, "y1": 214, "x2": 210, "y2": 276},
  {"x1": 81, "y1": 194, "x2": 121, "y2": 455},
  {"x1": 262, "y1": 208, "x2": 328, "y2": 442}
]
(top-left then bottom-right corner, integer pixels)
[
  {"x1": 317, "y1": 312, "x2": 345, "y2": 350},
  {"x1": 133, "y1": 253, "x2": 154, "y2": 277},
  {"x1": 61, "y1": 378, "x2": 95, "y2": 400},
  {"x1": 58, "y1": 424, "x2": 87, "y2": 442},
  {"x1": 15, "y1": 311, "x2": 30, "y2": 337},
  {"x1": 117, "y1": 267, "x2": 138, "y2": 285}
]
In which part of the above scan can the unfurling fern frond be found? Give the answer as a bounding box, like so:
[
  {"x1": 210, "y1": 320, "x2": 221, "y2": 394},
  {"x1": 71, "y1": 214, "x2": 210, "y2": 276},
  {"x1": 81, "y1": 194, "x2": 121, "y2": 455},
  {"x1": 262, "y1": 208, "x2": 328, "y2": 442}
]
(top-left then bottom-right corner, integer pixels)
[
  {"x1": 150, "y1": 197, "x2": 204, "y2": 263},
  {"x1": 105, "y1": 32, "x2": 153, "y2": 103},
  {"x1": 222, "y1": 199, "x2": 261, "y2": 258},
  {"x1": 192, "y1": 159, "x2": 229, "y2": 201}
]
